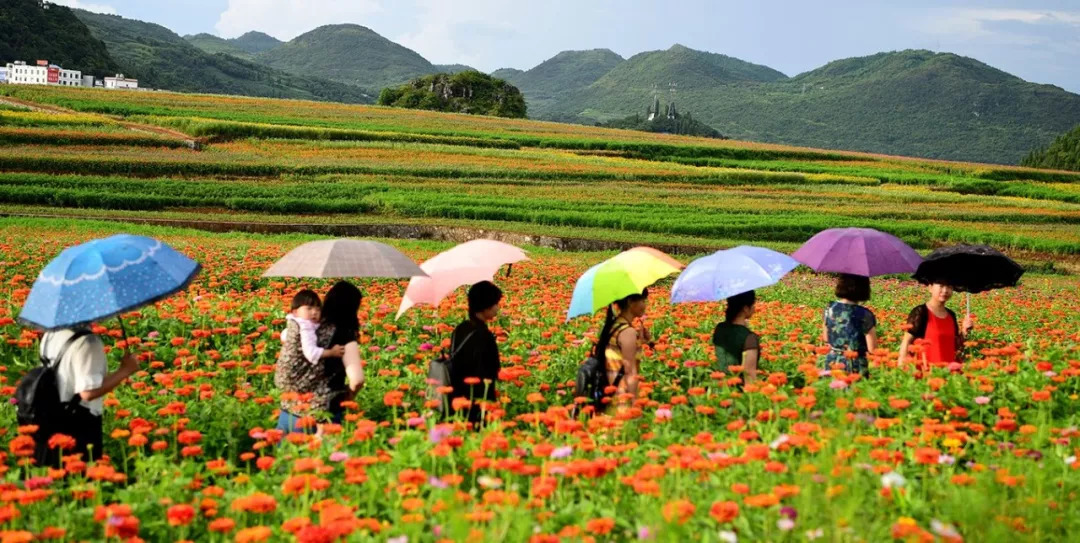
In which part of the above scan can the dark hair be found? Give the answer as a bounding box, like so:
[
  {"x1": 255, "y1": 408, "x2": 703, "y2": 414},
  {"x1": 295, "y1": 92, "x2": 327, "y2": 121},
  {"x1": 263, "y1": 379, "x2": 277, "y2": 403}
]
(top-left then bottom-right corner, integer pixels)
[
  {"x1": 725, "y1": 290, "x2": 756, "y2": 322},
  {"x1": 290, "y1": 289, "x2": 321, "y2": 311},
  {"x1": 467, "y1": 280, "x2": 503, "y2": 317},
  {"x1": 595, "y1": 288, "x2": 649, "y2": 365},
  {"x1": 834, "y1": 274, "x2": 871, "y2": 303},
  {"x1": 321, "y1": 281, "x2": 362, "y2": 334}
]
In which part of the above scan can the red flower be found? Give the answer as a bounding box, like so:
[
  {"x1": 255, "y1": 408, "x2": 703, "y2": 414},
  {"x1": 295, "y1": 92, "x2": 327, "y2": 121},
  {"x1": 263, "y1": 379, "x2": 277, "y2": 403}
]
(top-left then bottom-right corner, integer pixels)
[
  {"x1": 166, "y1": 504, "x2": 195, "y2": 527},
  {"x1": 709, "y1": 501, "x2": 739, "y2": 523}
]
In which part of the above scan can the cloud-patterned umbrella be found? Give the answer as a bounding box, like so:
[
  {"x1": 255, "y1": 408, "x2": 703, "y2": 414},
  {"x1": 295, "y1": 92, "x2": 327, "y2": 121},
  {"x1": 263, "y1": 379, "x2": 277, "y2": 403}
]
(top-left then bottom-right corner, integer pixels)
[{"x1": 19, "y1": 235, "x2": 201, "y2": 330}]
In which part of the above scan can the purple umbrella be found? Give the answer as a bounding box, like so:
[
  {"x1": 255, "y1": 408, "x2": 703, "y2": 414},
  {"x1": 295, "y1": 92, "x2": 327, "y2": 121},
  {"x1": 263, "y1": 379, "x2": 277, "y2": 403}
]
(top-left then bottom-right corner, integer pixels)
[{"x1": 793, "y1": 228, "x2": 922, "y2": 277}]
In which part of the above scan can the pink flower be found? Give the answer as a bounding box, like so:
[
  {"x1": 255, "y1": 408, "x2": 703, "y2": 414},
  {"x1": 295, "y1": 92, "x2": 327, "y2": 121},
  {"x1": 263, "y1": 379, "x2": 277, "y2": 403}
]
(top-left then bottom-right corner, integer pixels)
[
  {"x1": 550, "y1": 446, "x2": 573, "y2": 459},
  {"x1": 329, "y1": 452, "x2": 349, "y2": 462},
  {"x1": 829, "y1": 379, "x2": 848, "y2": 390},
  {"x1": 974, "y1": 396, "x2": 991, "y2": 405},
  {"x1": 147, "y1": 331, "x2": 160, "y2": 339},
  {"x1": 419, "y1": 342, "x2": 434, "y2": 351},
  {"x1": 407, "y1": 416, "x2": 425, "y2": 428},
  {"x1": 655, "y1": 408, "x2": 673, "y2": 420}
]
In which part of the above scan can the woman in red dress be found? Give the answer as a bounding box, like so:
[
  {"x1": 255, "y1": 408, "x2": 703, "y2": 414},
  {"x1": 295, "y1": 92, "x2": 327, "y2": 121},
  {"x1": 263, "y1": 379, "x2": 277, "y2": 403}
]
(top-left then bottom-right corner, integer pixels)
[{"x1": 898, "y1": 282, "x2": 974, "y2": 370}]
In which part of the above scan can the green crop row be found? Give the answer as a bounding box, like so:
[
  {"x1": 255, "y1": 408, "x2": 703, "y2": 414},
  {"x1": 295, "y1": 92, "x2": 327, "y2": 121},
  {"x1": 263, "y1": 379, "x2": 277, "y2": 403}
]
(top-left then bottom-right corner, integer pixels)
[
  {"x1": 137, "y1": 116, "x2": 522, "y2": 149},
  {"x1": 0, "y1": 128, "x2": 191, "y2": 148}
]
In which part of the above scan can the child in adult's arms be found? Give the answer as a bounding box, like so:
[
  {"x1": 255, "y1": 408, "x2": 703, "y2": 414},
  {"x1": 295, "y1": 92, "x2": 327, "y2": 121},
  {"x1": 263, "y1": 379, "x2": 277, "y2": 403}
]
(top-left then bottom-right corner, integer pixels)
[{"x1": 897, "y1": 282, "x2": 974, "y2": 372}]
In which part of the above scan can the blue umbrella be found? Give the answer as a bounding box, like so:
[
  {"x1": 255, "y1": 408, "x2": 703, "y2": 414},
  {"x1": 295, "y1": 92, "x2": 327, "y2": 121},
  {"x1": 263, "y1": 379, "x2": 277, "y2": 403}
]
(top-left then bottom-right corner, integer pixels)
[
  {"x1": 19, "y1": 235, "x2": 200, "y2": 330},
  {"x1": 670, "y1": 245, "x2": 798, "y2": 303}
]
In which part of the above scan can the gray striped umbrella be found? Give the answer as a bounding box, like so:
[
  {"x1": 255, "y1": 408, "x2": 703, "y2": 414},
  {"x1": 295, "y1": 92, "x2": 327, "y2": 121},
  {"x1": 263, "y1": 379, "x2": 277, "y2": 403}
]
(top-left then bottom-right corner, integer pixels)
[{"x1": 263, "y1": 239, "x2": 427, "y2": 279}]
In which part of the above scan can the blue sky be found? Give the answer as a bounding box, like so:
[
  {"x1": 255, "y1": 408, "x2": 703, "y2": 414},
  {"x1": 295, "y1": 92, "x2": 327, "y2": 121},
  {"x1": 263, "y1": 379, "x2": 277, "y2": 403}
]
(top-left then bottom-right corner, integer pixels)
[{"x1": 53, "y1": 0, "x2": 1080, "y2": 92}]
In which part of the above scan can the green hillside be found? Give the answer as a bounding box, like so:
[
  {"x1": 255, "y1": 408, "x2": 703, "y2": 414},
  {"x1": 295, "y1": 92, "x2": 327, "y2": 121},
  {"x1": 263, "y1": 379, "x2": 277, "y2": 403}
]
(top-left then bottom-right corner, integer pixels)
[
  {"x1": 1022, "y1": 124, "x2": 1080, "y2": 171},
  {"x1": 434, "y1": 64, "x2": 477, "y2": 74},
  {"x1": 549, "y1": 48, "x2": 1080, "y2": 164},
  {"x1": 0, "y1": 0, "x2": 118, "y2": 76},
  {"x1": 500, "y1": 49, "x2": 624, "y2": 120},
  {"x1": 377, "y1": 71, "x2": 527, "y2": 118},
  {"x1": 73, "y1": 10, "x2": 372, "y2": 104},
  {"x1": 256, "y1": 24, "x2": 434, "y2": 90},
  {"x1": 231, "y1": 31, "x2": 282, "y2": 54},
  {"x1": 184, "y1": 33, "x2": 255, "y2": 60}
]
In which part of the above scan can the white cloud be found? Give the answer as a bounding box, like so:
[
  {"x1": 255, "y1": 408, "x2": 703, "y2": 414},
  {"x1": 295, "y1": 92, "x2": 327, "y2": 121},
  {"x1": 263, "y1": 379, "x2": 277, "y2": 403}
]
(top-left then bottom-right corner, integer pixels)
[
  {"x1": 917, "y1": 7, "x2": 1080, "y2": 40},
  {"x1": 48, "y1": 0, "x2": 117, "y2": 15},
  {"x1": 394, "y1": 0, "x2": 514, "y2": 69},
  {"x1": 214, "y1": 0, "x2": 383, "y2": 40}
]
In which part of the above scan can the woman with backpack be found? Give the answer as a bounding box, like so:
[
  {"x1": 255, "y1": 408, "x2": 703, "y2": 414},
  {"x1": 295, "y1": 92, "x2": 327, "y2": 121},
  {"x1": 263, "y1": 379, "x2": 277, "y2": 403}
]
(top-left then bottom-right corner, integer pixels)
[
  {"x1": 32, "y1": 327, "x2": 139, "y2": 465},
  {"x1": 712, "y1": 290, "x2": 761, "y2": 385},
  {"x1": 897, "y1": 282, "x2": 973, "y2": 372},
  {"x1": 449, "y1": 281, "x2": 504, "y2": 425},
  {"x1": 595, "y1": 288, "x2": 651, "y2": 403}
]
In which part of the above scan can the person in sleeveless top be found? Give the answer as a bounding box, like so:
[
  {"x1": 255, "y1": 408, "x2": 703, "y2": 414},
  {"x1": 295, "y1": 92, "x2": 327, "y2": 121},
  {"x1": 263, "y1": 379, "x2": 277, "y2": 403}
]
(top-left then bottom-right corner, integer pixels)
[
  {"x1": 595, "y1": 288, "x2": 651, "y2": 401},
  {"x1": 712, "y1": 290, "x2": 761, "y2": 385},
  {"x1": 897, "y1": 282, "x2": 974, "y2": 370},
  {"x1": 449, "y1": 281, "x2": 504, "y2": 426},
  {"x1": 822, "y1": 274, "x2": 878, "y2": 376},
  {"x1": 37, "y1": 326, "x2": 139, "y2": 464}
]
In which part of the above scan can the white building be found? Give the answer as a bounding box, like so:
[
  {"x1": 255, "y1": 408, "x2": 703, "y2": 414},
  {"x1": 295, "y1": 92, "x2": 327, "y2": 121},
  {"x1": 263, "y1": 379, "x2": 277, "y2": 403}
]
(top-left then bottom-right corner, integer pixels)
[
  {"x1": 5, "y1": 61, "x2": 48, "y2": 85},
  {"x1": 104, "y1": 74, "x2": 138, "y2": 90},
  {"x1": 4, "y1": 60, "x2": 82, "y2": 86},
  {"x1": 56, "y1": 65, "x2": 82, "y2": 87}
]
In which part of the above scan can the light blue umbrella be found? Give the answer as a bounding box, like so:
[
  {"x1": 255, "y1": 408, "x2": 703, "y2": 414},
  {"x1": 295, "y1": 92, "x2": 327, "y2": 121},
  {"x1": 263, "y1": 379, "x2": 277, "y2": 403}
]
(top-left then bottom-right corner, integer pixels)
[
  {"x1": 670, "y1": 245, "x2": 798, "y2": 303},
  {"x1": 19, "y1": 235, "x2": 200, "y2": 330}
]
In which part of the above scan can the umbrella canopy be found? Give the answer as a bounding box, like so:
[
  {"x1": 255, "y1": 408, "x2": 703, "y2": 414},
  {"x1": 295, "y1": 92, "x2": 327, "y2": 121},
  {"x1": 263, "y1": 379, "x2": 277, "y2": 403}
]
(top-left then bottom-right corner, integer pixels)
[
  {"x1": 793, "y1": 227, "x2": 922, "y2": 277},
  {"x1": 913, "y1": 244, "x2": 1023, "y2": 293},
  {"x1": 19, "y1": 234, "x2": 201, "y2": 330},
  {"x1": 671, "y1": 245, "x2": 799, "y2": 303},
  {"x1": 566, "y1": 247, "x2": 683, "y2": 321},
  {"x1": 396, "y1": 239, "x2": 529, "y2": 318},
  {"x1": 263, "y1": 239, "x2": 426, "y2": 279}
]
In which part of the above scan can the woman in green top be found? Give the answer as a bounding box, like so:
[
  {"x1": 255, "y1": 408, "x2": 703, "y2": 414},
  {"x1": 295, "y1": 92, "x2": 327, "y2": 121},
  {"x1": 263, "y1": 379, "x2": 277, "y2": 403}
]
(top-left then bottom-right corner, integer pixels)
[{"x1": 712, "y1": 290, "x2": 761, "y2": 384}]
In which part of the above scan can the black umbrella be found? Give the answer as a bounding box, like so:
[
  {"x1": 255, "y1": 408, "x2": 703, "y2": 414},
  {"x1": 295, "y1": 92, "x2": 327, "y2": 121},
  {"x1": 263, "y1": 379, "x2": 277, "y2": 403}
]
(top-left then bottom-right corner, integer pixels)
[{"x1": 913, "y1": 244, "x2": 1024, "y2": 294}]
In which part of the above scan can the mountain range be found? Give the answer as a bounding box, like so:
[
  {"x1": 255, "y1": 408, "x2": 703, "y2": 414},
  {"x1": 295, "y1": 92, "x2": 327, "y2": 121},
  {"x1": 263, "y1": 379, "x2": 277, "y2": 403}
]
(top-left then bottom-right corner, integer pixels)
[{"x1": 6, "y1": 1, "x2": 1080, "y2": 164}]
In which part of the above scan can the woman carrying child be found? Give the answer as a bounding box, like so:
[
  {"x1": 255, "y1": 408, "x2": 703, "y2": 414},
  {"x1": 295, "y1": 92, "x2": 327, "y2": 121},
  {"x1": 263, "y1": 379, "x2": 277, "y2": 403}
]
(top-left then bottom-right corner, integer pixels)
[{"x1": 275, "y1": 289, "x2": 345, "y2": 433}]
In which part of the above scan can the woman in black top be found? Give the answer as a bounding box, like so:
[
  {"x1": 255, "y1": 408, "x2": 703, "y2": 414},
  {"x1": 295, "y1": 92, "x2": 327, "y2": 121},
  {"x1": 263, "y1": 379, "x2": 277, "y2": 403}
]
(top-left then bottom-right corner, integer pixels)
[
  {"x1": 316, "y1": 281, "x2": 363, "y2": 423},
  {"x1": 449, "y1": 281, "x2": 503, "y2": 426}
]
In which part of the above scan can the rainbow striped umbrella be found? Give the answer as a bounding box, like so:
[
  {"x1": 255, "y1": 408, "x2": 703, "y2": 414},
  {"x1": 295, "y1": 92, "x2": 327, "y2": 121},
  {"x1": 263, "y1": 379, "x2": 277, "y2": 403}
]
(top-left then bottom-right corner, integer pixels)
[{"x1": 566, "y1": 247, "x2": 683, "y2": 321}]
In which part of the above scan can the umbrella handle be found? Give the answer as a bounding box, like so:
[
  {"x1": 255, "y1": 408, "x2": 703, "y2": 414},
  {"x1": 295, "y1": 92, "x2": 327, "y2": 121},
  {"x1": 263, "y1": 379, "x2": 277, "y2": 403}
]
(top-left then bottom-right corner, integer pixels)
[
  {"x1": 965, "y1": 293, "x2": 971, "y2": 318},
  {"x1": 116, "y1": 317, "x2": 129, "y2": 349},
  {"x1": 506, "y1": 264, "x2": 513, "y2": 278}
]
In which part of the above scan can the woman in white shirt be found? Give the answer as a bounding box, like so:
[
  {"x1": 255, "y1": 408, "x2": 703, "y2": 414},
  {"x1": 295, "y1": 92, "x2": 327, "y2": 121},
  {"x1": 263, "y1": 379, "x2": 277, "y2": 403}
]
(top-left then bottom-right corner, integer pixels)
[{"x1": 37, "y1": 327, "x2": 139, "y2": 464}]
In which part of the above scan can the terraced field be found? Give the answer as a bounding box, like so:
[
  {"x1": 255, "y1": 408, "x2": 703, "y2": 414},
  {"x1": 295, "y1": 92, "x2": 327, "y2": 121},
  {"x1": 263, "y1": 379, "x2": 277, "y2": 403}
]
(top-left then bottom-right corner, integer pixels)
[{"x1": 2, "y1": 86, "x2": 1080, "y2": 262}]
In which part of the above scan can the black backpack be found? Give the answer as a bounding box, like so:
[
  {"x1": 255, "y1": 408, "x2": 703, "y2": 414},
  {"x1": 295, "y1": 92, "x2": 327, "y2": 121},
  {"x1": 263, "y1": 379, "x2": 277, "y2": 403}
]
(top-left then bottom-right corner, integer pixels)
[
  {"x1": 574, "y1": 323, "x2": 628, "y2": 413},
  {"x1": 15, "y1": 330, "x2": 91, "y2": 426}
]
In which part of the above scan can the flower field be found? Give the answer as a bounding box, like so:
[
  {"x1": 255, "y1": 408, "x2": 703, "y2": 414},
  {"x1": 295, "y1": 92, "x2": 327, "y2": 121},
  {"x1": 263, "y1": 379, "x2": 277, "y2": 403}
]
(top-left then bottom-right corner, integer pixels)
[
  {"x1": 1, "y1": 84, "x2": 1080, "y2": 541},
  {"x1": 1, "y1": 219, "x2": 1079, "y2": 542}
]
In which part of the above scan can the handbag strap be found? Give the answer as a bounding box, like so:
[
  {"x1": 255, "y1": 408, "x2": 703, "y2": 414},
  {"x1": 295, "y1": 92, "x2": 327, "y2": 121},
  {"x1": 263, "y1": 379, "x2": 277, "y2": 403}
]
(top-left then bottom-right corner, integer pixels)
[
  {"x1": 41, "y1": 330, "x2": 92, "y2": 369},
  {"x1": 449, "y1": 330, "x2": 477, "y2": 360}
]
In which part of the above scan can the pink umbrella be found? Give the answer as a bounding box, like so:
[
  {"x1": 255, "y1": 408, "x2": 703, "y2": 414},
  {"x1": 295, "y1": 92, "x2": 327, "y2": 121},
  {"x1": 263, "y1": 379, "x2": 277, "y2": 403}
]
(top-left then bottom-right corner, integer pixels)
[{"x1": 396, "y1": 239, "x2": 529, "y2": 318}]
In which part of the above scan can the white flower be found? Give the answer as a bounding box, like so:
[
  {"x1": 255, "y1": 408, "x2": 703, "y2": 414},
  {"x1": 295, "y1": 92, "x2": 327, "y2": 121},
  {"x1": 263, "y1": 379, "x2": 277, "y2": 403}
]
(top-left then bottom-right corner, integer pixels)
[
  {"x1": 1066, "y1": 456, "x2": 1077, "y2": 465},
  {"x1": 477, "y1": 475, "x2": 502, "y2": 489},
  {"x1": 930, "y1": 519, "x2": 960, "y2": 539},
  {"x1": 777, "y1": 518, "x2": 795, "y2": 531},
  {"x1": 880, "y1": 471, "x2": 907, "y2": 489},
  {"x1": 769, "y1": 434, "x2": 790, "y2": 450},
  {"x1": 718, "y1": 530, "x2": 738, "y2": 543},
  {"x1": 805, "y1": 528, "x2": 824, "y2": 540}
]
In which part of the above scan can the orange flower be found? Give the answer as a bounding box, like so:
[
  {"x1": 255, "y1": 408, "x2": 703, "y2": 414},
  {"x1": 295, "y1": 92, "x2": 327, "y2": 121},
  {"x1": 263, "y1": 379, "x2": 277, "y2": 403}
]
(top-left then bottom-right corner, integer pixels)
[
  {"x1": 166, "y1": 504, "x2": 195, "y2": 527},
  {"x1": 47, "y1": 434, "x2": 76, "y2": 451},
  {"x1": 208, "y1": 517, "x2": 236, "y2": 533},
  {"x1": 709, "y1": 501, "x2": 739, "y2": 523},
  {"x1": 585, "y1": 517, "x2": 615, "y2": 535},
  {"x1": 913, "y1": 447, "x2": 940, "y2": 465},
  {"x1": 235, "y1": 526, "x2": 272, "y2": 543},
  {"x1": 661, "y1": 499, "x2": 695, "y2": 524}
]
